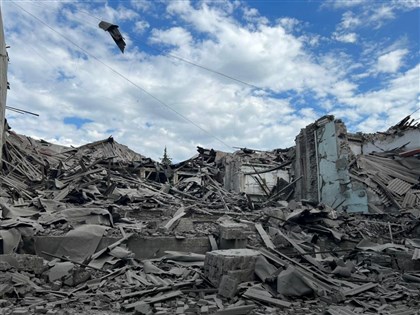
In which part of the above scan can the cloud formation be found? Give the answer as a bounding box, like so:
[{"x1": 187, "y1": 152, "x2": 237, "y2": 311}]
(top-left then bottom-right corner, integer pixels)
[
  {"x1": 376, "y1": 49, "x2": 408, "y2": 73},
  {"x1": 3, "y1": 1, "x2": 419, "y2": 162}
]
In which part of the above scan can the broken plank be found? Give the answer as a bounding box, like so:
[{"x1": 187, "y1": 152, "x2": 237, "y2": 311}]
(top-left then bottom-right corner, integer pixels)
[
  {"x1": 259, "y1": 248, "x2": 339, "y2": 294},
  {"x1": 215, "y1": 305, "x2": 255, "y2": 315},
  {"x1": 121, "y1": 279, "x2": 200, "y2": 299},
  {"x1": 124, "y1": 290, "x2": 183, "y2": 310},
  {"x1": 90, "y1": 233, "x2": 133, "y2": 261},
  {"x1": 343, "y1": 282, "x2": 378, "y2": 297},
  {"x1": 255, "y1": 223, "x2": 275, "y2": 250},
  {"x1": 209, "y1": 235, "x2": 218, "y2": 251},
  {"x1": 275, "y1": 228, "x2": 325, "y2": 271},
  {"x1": 163, "y1": 207, "x2": 186, "y2": 230},
  {"x1": 243, "y1": 288, "x2": 291, "y2": 308}
]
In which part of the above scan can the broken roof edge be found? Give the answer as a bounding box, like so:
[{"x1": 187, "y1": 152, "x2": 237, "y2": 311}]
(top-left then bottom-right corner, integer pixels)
[{"x1": 4, "y1": 131, "x2": 157, "y2": 164}]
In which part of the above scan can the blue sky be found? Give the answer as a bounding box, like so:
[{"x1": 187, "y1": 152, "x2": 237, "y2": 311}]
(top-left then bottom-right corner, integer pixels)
[{"x1": 2, "y1": 0, "x2": 419, "y2": 161}]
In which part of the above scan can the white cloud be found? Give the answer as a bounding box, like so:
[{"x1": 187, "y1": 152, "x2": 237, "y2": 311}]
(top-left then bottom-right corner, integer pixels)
[
  {"x1": 327, "y1": 0, "x2": 365, "y2": 9},
  {"x1": 242, "y1": 7, "x2": 268, "y2": 25},
  {"x1": 332, "y1": 11, "x2": 359, "y2": 44},
  {"x1": 332, "y1": 2, "x2": 418, "y2": 34},
  {"x1": 356, "y1": 114, "x2": 387, "y2": 133},
  {"x1": 340, "y1": 11, "x2": 361, "y2": 29},
  {"x1": 277, "y1": 17, "x2": 300, "y2": 32},
  {"x1": 376, "y1": 49, "x2": 408, "y2": 73},
  {"x1": 333, "y1": 32, "x2": 358, "y2": 43},
  {"x1": 369, "y1": 6, "x2": 395, "y2": 28},
  {"x1": 149, "y1": 27, "x2": 193, "y2": 47},
  {"x1": 2, "y1": 1, "x2": 418, "y2": 163},
  {"x1": 130, "y1": 0, "x2": 152, "y2": 12},
  {"x1": 134, "y1": 20, "x2": 150, "y2": 33},
  {"x1": 335, "y1": 64, "x2": 420, "y2": 126}
]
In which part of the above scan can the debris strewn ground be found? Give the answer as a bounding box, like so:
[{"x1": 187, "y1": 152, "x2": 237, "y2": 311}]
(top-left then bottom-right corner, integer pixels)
[{"x1": 0, "y1": 116, "x2": 419, "y2": 315}]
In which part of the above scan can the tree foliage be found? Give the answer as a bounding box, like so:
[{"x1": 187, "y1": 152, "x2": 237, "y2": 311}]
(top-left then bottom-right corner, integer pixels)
[{"x1": 161, "y1": 146, "x2": 172, "y2": 166}]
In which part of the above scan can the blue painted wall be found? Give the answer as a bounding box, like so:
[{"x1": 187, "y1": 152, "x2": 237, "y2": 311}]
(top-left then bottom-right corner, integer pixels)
[{"x1": 317, "y1": 121, "x2": 368, "y2": 213}]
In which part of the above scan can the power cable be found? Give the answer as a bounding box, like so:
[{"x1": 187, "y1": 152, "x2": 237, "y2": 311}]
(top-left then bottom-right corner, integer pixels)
[
  {"x1": 6, "y1": 106, "x2": 39, "y2": 116},
  {"x1": 10, "y1": 0, "x2": 233, "y2": 150},
  {"x1": 138, "y1": 45, "x2": 261, "y2": 90},
  {"x1": 30, "y1": 0, "x2": 262, "y2": 90}
]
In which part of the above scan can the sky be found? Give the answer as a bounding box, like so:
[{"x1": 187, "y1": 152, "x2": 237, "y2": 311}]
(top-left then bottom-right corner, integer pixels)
[{"x1": 2, "y1": 0, "x2": 419, "y2": 162}]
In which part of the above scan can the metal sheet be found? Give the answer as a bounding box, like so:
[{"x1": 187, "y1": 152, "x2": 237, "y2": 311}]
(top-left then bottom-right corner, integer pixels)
[{"x1": 387, "y1": 178, "x2": 412, "y2": 196}]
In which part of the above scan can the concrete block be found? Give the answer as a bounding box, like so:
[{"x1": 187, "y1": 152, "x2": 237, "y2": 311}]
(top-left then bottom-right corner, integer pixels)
[
  {"x1": 218, "y1": 275, "x2": 238, "y2": 299},
  {"x1": 134, "y1": 302, "x2": 152, "y2": 315},
  {"x1": 219, "y1": 223, "x2": 248, "y2": 240},
  {"x1": 227, "y1": 268, "x2": 255, "y2": 283},
  {"x1": 0, "y1": 254, "x2": 45, "y2": 274},
  {"x1": 175, "y1": 218, "x2": 194, "y2": 233},
  {"x1": 63, "y1": 267, "x2": 91, "y2": 286},
  {"x1": 204, "y1": 249, "x2": 260, "y2": 285}
]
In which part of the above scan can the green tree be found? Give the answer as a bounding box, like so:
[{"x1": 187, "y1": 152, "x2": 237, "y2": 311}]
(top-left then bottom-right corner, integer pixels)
[{"x1": 161, "y1": 146, "x2": 172, "y2": 166}]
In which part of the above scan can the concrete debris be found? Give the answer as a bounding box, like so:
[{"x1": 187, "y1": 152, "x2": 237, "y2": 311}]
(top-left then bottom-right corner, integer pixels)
[
  {"x1": 0, "y1": 116, "x2": 419, "y2": 314},
  {"x1": 277, "y1": 266, "x2": 317, "y2": 297}
]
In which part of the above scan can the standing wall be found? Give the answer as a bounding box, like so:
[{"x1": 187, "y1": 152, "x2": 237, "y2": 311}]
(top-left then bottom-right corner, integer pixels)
[{"x1": 295, "y1": 116, "x2": 368, "y2": 213}]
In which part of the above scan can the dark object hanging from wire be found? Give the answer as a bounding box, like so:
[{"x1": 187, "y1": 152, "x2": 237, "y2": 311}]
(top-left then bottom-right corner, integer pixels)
[{"x1": 98, "y1": 21, "x2": 126, "y2": 53}]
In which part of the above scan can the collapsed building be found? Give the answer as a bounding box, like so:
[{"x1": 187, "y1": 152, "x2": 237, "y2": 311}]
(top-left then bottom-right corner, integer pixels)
[{"x1": 0, "y1": 115, "x2": 419, "y2": 315}]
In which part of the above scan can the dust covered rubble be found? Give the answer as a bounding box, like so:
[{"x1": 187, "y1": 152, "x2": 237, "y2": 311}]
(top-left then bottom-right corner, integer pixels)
[{"x1": 0, "y1": 118, "x2": 419, "y2": 315}]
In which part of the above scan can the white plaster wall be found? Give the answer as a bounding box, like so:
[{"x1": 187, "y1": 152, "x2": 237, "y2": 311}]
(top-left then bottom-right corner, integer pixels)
[
  {"x1": 348, "y1": 142, "x2": 362, "y2": 156},
  {"x1": 241, "y1": 165, "x2": 289, "y2": 196}
]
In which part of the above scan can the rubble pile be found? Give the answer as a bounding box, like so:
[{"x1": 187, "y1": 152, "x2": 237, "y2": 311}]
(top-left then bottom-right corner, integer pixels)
[{"x1": 0, "y1": 118, "x2": 419, "y2": 315}]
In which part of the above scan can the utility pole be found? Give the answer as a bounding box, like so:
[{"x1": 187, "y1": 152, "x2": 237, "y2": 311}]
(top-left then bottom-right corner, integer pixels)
[{"x1": 0, "y1": 6, "x2": 8, "y2": 165}]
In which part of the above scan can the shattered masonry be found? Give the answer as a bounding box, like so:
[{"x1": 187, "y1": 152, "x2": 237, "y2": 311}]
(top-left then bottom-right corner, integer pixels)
[{"x1": 0, "y1": 115, "x2": 419, "y2": 315}]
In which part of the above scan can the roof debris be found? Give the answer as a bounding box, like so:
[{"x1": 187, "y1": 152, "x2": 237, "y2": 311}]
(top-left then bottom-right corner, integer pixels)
[{"x1": 0, "y1": 115, "x2": 419, "y2": 314}]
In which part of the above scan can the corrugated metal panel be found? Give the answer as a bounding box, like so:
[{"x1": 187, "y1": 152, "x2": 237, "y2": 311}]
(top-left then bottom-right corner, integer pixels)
[
  {"x1": 387, "y1": 178, "x2": 412, "y2": 196},
  {"x1": 372, "y1": 187, "x2": 392, "y2": 207},
  {"x1": 403, "y1": 190, "x2": 420, "y2": 207}
]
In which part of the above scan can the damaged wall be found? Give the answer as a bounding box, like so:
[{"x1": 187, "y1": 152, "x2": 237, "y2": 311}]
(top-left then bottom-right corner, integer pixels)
[
  {"x1": 361, "y1": 129, "x2": 420, "y2": 154},
  {"x1": 241, "y1": 164, "x2": 289, "y2": 198},
  {"x1": 348, "y1": 116, "x2": 420, "y2": 157},
  {"x1": 294, "y1": 117, "x2": 319, "y2": 204},
  {"x1": 224, "y1": 152, "x2": 290, "y2": 201},
  {"x1": 316, "y1": 119, "x2": 368, "y2": 212},
  {"x1": 295, "y1": 116, "x2": 368, "y2": 213}
]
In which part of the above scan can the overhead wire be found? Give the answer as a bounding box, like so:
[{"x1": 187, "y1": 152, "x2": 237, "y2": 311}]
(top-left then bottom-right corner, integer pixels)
[
  {"x1": 9, "y1": 0, "x2": 233, "y2": 150},
  {"x1": 6, "y1": 106, "x2": 39, "y2": 116},
  {"x1": 32, "y1": 0, "x2": 262, "y2": 90},
  {"x1": 133, "y1": 44, "x2": 261, "y2": 90}
]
